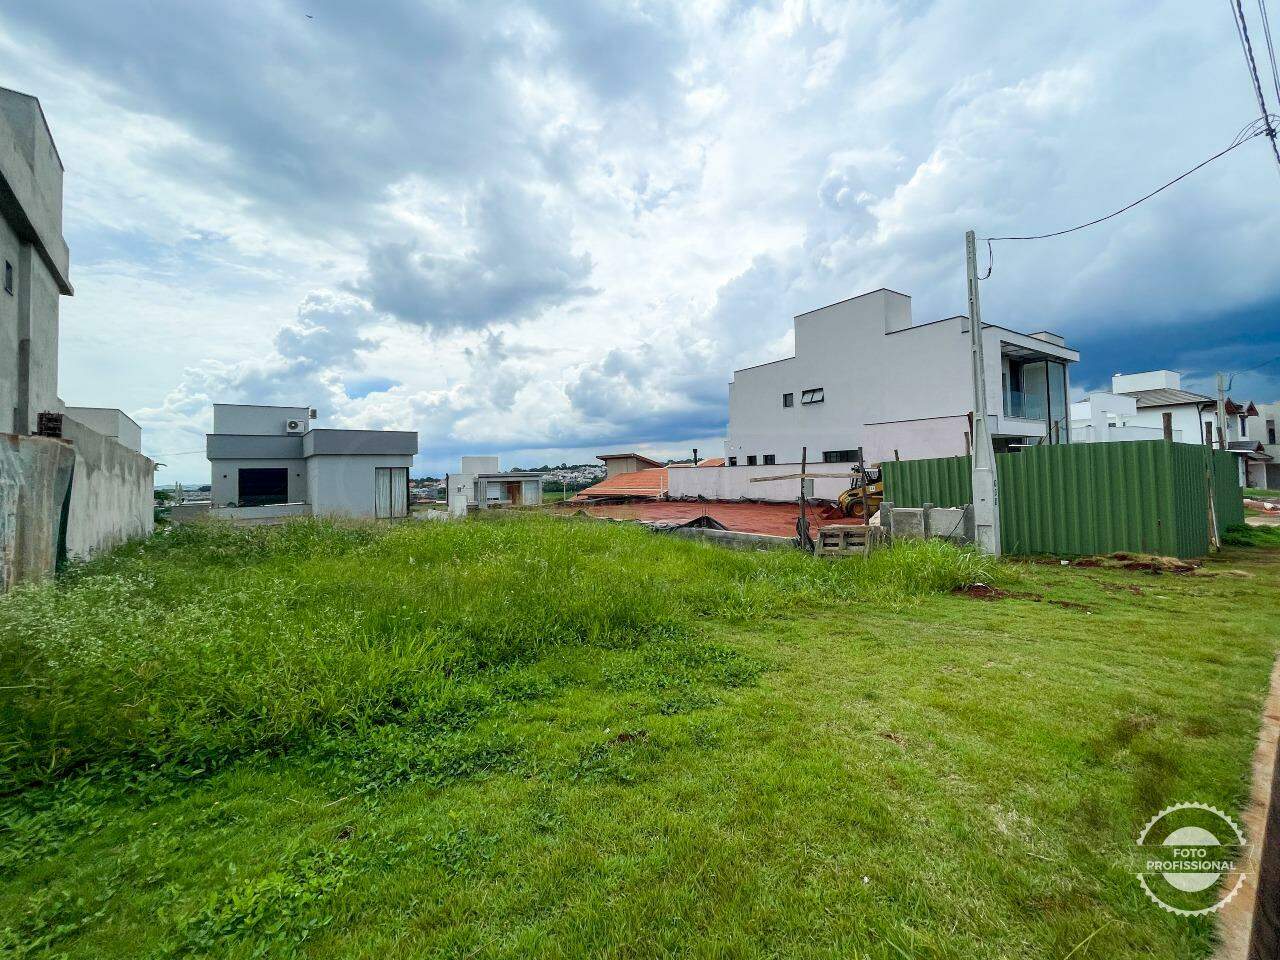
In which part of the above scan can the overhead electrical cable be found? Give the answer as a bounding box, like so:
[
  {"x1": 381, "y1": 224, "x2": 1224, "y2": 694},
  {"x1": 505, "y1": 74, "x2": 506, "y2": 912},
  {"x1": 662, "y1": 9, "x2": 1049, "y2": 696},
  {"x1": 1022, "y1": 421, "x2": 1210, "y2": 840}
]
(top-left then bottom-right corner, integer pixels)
[
  {"x1": 1229, "y1": 0, "x2": 1280, "y2": 172},
  {"x1": 1258, "y1": 0, "x2": 1280, "y2": 108},
  {"x1": 976, "y1": 122, "x2": 1271, "y2": 278}
]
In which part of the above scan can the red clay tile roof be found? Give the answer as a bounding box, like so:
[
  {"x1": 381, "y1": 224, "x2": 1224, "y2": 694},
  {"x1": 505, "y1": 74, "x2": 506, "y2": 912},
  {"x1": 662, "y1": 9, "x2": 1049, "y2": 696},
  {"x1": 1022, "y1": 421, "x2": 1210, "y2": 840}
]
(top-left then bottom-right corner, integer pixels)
[
  {"x1": 668, "y1": 457, "x2": 726, "y2": 468},
  {"x1": 580, "y1": 500, "x2": 849, "y2": 537},
  {"x1": 574, "y1": 467, "x2": 669, "y2": 500}
]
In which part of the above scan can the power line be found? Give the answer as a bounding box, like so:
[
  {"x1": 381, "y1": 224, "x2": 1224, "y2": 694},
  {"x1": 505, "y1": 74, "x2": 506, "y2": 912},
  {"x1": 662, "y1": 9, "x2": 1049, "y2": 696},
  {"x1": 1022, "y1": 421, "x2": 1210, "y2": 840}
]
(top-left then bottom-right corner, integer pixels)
[
  {"x1": 1259, "y1": 0, "x2": 1280, "y2": 109},
  {"x1": 1229, "y1": 0, "x2": 1280, "y2": 172},
  {"x1": 977, "y1": 122, "x2": 1271, "y2": 277}
]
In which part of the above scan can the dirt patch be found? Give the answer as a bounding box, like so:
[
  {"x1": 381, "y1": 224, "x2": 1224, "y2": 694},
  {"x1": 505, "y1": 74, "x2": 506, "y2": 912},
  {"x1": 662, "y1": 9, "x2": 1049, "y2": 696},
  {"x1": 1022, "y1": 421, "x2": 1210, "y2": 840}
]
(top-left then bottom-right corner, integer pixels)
[
  {"x1": 952, "y1": 584, "x2": 1092, "y2": 612},
  {"x1": 609, "y1": 730, "x2": 648, "y2": 745},
  {"x1": 953, "y1": 583, "x2": 1009, "y2": 600},
  {"x1": 879, "y1": 731, "x2": 907, "y2": 747},
  {"x1": 1110, "y1": 552, "x2": 1200, "y2": 574}
]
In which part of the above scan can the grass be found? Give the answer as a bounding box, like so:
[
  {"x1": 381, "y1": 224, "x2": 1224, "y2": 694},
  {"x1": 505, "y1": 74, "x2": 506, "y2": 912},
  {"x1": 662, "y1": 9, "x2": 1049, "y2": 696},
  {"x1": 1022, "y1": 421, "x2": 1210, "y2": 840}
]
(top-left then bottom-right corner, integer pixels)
[
  {"x1": 1244, "y1": 487, "x2": 1280, "y2": 500},
  {"x1": 0, "y1": 513, "x2": 1276, "y2": 958}
]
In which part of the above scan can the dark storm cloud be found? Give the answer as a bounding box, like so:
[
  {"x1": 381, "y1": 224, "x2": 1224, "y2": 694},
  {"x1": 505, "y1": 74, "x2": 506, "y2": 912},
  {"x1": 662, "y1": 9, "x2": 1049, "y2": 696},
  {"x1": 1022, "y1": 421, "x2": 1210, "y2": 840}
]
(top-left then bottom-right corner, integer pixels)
[{"x1": 2, "y1": 1, "x2": 686, "y2": 224}]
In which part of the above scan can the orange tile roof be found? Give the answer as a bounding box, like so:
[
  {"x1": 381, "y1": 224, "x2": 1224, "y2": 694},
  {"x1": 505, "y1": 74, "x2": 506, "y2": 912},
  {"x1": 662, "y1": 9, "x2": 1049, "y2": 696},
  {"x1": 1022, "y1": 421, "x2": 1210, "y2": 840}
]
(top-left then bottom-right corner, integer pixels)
[
  {"x1": 581, "y1": 500, "x2": 849, "y2": 537},
  {"x1": 573, "y1": 467, "x2": 668, "y2": 500}
]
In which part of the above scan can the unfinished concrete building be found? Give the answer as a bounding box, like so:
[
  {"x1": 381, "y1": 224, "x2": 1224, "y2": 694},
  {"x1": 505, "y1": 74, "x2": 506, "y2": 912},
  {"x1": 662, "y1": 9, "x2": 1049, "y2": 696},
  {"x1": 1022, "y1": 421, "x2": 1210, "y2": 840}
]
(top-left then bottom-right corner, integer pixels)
[{"x1": 0, "y1": 86, "x2": 154, "y2": 589}]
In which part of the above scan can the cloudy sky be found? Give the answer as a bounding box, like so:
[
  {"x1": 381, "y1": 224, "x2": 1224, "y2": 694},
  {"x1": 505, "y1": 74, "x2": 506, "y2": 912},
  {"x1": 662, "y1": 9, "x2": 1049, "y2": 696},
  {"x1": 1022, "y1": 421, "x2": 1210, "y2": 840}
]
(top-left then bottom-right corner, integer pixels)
[{"x1": 4, "y1": 0, "x2": 1280, "y2": 480}]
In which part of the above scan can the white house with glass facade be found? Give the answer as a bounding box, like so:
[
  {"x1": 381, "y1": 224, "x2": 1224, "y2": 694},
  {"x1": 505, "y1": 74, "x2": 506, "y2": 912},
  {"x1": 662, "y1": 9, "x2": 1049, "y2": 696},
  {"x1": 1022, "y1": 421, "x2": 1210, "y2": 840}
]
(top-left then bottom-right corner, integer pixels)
[{"x1": 724, "y1": 288, "x2": 1078, "y2": 467}]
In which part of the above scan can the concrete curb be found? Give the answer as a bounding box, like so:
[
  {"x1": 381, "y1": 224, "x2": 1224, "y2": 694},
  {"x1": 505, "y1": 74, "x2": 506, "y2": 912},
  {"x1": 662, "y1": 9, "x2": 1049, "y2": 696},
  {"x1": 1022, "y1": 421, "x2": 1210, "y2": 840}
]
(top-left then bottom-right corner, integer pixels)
[{"x1": 1215, "y1": 655, "x2": 1280, "y2": 959}]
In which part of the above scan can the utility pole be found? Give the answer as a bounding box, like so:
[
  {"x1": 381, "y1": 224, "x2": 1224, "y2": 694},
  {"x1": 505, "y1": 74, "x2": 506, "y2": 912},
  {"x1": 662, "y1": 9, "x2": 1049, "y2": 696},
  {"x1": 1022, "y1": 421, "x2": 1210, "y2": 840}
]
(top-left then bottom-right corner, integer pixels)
[
  {"x1": 965, "y1": 230, "x2": 1001, "y2": 556},
  {"x1": 1216, "y1": 372, "x2": 1228, "y2": 450}
]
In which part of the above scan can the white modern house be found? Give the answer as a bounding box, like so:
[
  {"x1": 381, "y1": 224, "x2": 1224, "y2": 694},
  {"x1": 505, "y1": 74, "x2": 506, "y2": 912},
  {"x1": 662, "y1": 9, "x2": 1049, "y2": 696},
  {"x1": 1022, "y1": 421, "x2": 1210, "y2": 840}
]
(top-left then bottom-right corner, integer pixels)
[
  {"x1": 1105, "y1": 370, "x2": 1265, "y2": 486},
  {"x1": 725, "y1": 288, "x2": 1079, "y2": 467},
  {"x1": 1246, "y1": 401, "x2": 1280, "y2": 488},
  {"x1": 445, "y1": 456, "x2": 544, "y2": 510},
  {"x1": 204, "y1": 404, "x2": 417, "y2": 519}
]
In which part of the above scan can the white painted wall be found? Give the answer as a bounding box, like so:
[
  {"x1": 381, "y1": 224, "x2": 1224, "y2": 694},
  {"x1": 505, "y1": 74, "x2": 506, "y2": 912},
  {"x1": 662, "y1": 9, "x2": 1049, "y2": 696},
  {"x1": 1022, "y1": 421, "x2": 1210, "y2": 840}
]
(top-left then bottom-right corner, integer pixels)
[
  {"x1": 667, "y1": 462, "x2": 861, "y2": 502},
  {"x1": 726, "y1": 289, "x2": 1077, "y2": 465}
]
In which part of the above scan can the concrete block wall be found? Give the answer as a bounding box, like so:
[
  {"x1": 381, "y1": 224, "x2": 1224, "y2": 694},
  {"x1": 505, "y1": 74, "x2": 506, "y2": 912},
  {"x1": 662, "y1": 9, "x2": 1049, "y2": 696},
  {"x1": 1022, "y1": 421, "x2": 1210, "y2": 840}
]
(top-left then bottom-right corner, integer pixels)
[
  {"x1": 880, "y1": 501, "x2": 974, "y2": 545},
  {"x1": 61, "y1": 416, "x2": 155, "y2": 561},
  {"x1": 0, "y1": 432, "x2": 75, "y2": 591}
]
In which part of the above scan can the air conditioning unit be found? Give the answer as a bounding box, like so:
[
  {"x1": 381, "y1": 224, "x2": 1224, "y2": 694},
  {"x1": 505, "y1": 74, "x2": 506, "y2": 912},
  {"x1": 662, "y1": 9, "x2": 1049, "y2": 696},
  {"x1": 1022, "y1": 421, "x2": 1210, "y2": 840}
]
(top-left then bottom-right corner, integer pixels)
[{"x1": 285, "y1": 419, "x2": 305, "y2": 434}]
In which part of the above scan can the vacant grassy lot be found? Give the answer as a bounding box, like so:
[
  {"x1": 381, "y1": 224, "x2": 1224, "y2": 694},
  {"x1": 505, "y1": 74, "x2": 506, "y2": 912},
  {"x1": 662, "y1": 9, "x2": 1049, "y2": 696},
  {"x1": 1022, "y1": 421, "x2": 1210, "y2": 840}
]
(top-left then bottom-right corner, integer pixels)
[{"x1": 0, "y1": 515, "x2": 1276, "y2": 958}]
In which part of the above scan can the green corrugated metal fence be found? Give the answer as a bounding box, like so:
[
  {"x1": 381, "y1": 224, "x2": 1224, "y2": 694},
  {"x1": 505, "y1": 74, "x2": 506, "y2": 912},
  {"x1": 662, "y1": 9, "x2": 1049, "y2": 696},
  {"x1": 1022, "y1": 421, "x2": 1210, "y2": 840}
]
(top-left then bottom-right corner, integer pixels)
[
  {"x1": 879, "y1": 455, "x2": 972, "y2": 508},
  {"x1": 881, "y1": 440, "x2": 1245, "y2": 558}
]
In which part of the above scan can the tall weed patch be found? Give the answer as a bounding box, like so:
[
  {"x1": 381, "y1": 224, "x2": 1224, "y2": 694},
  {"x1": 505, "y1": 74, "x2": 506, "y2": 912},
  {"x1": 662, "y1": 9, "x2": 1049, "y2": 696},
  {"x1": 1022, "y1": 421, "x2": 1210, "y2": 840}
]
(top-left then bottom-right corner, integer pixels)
[{"x1": 0, "y1": 514, "x2": 999, "y2": 787}]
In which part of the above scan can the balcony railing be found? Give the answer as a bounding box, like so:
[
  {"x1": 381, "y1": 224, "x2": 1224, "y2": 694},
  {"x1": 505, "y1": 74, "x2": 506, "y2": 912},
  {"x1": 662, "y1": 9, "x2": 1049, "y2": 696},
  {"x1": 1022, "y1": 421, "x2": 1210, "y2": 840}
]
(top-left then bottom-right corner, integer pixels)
[{"x1": 1004, "y1": 390, "x2": 1047, "y2": 421}]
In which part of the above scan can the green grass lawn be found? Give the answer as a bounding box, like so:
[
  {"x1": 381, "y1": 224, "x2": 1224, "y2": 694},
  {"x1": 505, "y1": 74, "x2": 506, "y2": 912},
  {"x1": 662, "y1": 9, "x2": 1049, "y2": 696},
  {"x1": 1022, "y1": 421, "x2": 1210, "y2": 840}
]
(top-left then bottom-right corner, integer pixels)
[
  {"x1": 1, "y1": 515, "x2": 1276, "y2": 958},
  {"x1": 1244, "y1": 487, "x2": 1280, "y2": 500}
]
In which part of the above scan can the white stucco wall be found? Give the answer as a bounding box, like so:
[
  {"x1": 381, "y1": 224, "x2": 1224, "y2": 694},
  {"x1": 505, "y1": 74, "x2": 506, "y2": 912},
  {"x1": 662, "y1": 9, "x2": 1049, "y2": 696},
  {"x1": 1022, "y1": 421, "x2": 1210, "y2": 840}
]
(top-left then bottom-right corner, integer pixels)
[
  {"x1": 306, "y1": 454, "x2": 413, "y2": 516},
  {"x1": 667, "y1": 462, "x2": 860, "y2": 502}
]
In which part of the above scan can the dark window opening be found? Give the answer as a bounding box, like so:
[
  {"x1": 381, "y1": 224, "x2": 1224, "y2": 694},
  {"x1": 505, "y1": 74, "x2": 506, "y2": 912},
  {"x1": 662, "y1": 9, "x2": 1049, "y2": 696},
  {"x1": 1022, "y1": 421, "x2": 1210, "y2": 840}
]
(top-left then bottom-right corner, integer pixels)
[
  {"x1": 763, "y1": 454, "x2": 775, "y2": 465},
  {"x1": 727, "y1": 457, "x2": 737, "y2": 466},
  {"x1": 782, "y1": 393, "x2": 794, "y2": 408},
  {"x1": 1205, "y1": 420, "x2": 1214, "y2": 445},
  {"x1": 238, "y1": 467, "x2": 289, "y2": 506},
  {"x1": 3, "y1": 261, "x2": 11, "y2": 295},
  {"x1": 822, "y1": 449, "x2": 862, "y2": 463},
  {"x1": 746, "y1": 455, "x2": 758, "y2": 466},
  {"x1": 1268, "y1": 419, "x2": 1276, "y2": 445},
  {"x1": 800, "y1": 388, "x2": 824, "y2": 405}
]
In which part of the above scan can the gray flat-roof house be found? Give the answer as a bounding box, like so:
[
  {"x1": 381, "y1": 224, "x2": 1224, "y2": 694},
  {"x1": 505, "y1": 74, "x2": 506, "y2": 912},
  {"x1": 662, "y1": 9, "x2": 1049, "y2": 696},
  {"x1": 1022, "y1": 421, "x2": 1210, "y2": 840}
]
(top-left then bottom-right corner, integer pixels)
[
  {"x1": 446, "y1": 455, "x2": 544, "y2": 510},
  {"x1": 205, "y1": 404, "x2": 418, "y2": 520}
]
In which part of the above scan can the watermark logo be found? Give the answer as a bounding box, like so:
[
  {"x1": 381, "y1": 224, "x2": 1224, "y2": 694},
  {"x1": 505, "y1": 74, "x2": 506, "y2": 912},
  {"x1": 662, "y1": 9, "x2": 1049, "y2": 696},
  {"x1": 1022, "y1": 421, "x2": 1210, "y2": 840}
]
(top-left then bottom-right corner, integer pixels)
[{"x1": 1136, "y1": 802, "x2": 1247, "y2": 916}]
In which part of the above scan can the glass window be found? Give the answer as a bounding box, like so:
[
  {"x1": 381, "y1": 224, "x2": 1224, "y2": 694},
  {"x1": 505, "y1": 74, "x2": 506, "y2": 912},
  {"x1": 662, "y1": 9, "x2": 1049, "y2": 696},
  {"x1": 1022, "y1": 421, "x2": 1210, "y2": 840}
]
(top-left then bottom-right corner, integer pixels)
[
  {"x1": 800, "y1": 388, "x2": 824, "y2": 404},
  {"x1": 822, "y1": 449, "x2": 862, "y2": 463},
  {"x1": 763, "y1": 454, "x2": 775, "y2": 465},
  {"x1": 746, "y1": 455, "x2": 758, "y2": 466},
  {"x1": 1047, "y1": 361, "x2": 1068, "y2": 444},
  {"x1": 782, "y1": 393, "x2": 794, "y2": 408},
  {"x1": 727, "y1": 457, "x2": 737, "y2": 466}
]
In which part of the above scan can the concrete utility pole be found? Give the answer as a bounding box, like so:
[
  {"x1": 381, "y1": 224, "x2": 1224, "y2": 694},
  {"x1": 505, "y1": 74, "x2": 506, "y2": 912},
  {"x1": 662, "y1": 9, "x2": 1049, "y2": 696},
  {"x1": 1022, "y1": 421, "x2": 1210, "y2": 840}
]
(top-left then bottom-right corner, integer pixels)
[
  {"x1": 965, "y1": 230, "x2": 1001, "y2": 556},
  {"x1": 1216, "y1": 372, "x2": 1228, "y2": 451}
]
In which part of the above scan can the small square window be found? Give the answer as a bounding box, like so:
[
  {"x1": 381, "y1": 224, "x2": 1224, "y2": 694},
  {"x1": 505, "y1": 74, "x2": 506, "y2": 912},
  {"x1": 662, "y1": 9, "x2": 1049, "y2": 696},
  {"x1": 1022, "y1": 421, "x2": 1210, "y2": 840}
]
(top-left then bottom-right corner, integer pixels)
[
  {"x1": 3, "y1": 261, "x2": 12, "y2": 295},
  {"x1": 800, "y1": 387, "x2": 824, "y2": 405},
  {"x1": 822, "y1": 449, "x2": 862, "y2": 464},
  {"x1": 727, "y1": 456, "x2": 737, "y2": 466},
  {"x1": 763, "y1": 454, "x2": 775, "y2": 465},
  {"x1": 782, "y1": 393, "x2": 794, "y2": 408},
  {"x1": 746, "y1": 455, "x2": 758, "y2": 466}
]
